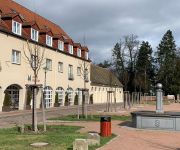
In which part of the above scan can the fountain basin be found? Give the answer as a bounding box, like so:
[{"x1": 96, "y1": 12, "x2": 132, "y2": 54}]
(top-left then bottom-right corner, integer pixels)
[{"x1": 131, "y1": 111, "x2": 180, "y2": 131}]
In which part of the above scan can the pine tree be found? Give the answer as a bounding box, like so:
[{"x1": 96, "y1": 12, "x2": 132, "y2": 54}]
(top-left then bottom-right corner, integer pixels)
[
  {"x1": 135, "y1": 41, "x2": 154, "y2": 93},
  {"x1": 157, "y1": 30, "x2": 177, "y2": 95}
]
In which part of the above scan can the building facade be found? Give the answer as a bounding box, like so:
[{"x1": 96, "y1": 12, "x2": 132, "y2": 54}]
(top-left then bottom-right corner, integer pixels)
[
  {"x1": 90, "y1": 65, "x2": 123, "y2": 104},
  {"x1": 0, "y1": 0, "x2": 90, "y2": 111},
  {"x1": 0, "y1": 0, "x2": 123, "y2": 112}
]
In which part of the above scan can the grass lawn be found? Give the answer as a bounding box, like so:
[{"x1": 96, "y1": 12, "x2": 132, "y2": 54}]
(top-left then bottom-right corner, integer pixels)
[
  {"x1": 48, "y1": 115, "x2": 131, "y2": 122},
  {"x1": 0, "y1": 125, "x2": 115, "y2": 150}
]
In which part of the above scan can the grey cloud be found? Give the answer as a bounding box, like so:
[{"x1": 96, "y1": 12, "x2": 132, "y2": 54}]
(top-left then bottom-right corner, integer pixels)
[{"x1": 14, "y1": 0, "x2": 180, "y2": 62}]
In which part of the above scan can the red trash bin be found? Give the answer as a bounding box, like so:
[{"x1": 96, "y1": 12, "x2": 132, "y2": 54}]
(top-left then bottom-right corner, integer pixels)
[{"x1": 100, "y1": 116, "x2": 111, "y2": 137}]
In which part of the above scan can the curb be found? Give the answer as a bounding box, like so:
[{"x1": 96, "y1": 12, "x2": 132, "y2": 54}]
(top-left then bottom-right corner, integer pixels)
[{"x1": 96, "y1": 135, "x2": 120, "y2": 150}]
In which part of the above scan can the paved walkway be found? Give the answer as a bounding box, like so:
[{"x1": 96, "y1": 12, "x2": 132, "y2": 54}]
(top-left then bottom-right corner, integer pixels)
[{"x1": 48, "y1": 103, "x2": 180, "y2": 150}]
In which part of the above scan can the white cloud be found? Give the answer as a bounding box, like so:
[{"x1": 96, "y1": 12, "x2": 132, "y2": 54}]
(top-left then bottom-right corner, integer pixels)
[{"x1": 14, "y1": 0, "x2": 180, "y2": 62}]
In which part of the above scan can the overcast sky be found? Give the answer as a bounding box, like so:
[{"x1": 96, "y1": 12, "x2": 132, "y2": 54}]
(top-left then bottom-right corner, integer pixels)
[{"x1": 14, "y1": 0, "x2": 180, "y2": 63}]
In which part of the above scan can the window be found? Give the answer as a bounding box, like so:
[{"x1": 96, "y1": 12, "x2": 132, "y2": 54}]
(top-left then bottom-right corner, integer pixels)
[
  {"x1": 56, "y1": 87, "x2": 64, "y2": 106},
  {"x1": 12, "y1": 20, "x2": 22, "y2": 35},
  {"x1": 46, "y1": 59, "x2": 52, "y2": 70},
  {"x1": 77, "y1": 67, "x2": 81, "y2": 76},
  {"x1": 68, "y1": 65, "x2": 74, "y2": 80},
  {"x1": 84, "y1": 69, "x2": 88, "y2": 82},
  {"x1": 12, "y1": 50, "x2": 21, "y2": 64},
  {"x1": 85, "y1": 52, "x2": 89, "y2": 60},
  {"x1": 44, "y1": 86, "x2": 53, "y2": 108},
  {"x1": 58, "y1": 40, "x2": 64, "y2": 51},
  {"x1": 58, "y1": 62, "x2": 63, "y2": 73},
  {"x1": 46, "y1": 35, "x2": 52, "y2": 47},
  {"x1": 31, "y1": 28, "x2": 39, "y2": 42},
  {"x1": 77, "y1": 48, "x2": 81, "y2": 57},
  {"x1": 68, "y1": 45, "x2": 73, "y2": 54},
  {"x1": 31, "y1": 55, "x2": 38, "y2": 69},
  {"x1": 67, "y1": 88, "x2": 73, "y2": 105}
]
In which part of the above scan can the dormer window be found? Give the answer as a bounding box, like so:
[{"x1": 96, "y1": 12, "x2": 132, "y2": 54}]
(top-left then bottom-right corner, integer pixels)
[
  {"x1": 31, "y1": 28, "x2": 39, "y2": 42},
  {"x1": 46, "y1": 35, "x2": 52, "y2": 47},
  {"x1": 77, "y1": 48, "x2": 81, "y2": 57},
  {"x1": 85, "y1": 52, "x2": 89, "y2": 60},
  {"x1": 58, "y1": 40, "x2": 64, "y2": 51},
  {"x1": 12, "y1": 20, "x2": 22, "y2": 35},
  {"x1": 68, "y1": 45, "x2": 73, "y2": 54}
]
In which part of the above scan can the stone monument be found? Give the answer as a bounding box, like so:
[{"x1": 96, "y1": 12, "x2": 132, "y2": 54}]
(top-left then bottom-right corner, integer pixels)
[{"x1": 131, "y1": 83, "x2": 180, "y2": 131}]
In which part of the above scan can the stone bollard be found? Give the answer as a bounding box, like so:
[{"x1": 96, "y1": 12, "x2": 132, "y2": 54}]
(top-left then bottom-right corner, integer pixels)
[
  {"x1": 156, "y1": 83, "x2": 164, "y2": 114},
  {"x1": 73, "y1": 139, "x2": 88, "y2": 150},
  {"x1": 87, "y1": 132, "x2": 100, "y2": 146}
]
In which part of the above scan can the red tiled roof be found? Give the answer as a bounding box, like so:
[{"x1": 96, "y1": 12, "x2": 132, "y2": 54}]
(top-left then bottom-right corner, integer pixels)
[{"x1": 0, "y1": 0, "x2": 70, "y2": 39}]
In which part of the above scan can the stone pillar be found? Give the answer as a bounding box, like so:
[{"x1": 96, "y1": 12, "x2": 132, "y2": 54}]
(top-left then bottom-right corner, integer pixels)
[
  {"x1": 36, "y1": 88, "x2": 42, "y2": 109},
  {"x1": 19, "y1": 88, "x2": 26, "y2": 110},
  {"x1": 156, "y1": 83, "x2": 164, "y2": 113},
  {"x1": 0, "y1": 87, "x2": 4, "y2": 112}
]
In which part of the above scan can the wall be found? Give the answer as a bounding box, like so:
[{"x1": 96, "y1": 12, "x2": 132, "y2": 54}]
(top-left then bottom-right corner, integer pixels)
[{"x1": 0, "y1": 32, "x2": 91, "y2": 111}]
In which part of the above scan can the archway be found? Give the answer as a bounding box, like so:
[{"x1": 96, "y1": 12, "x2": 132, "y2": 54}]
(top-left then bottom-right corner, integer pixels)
[
  {"x1": 90, "y1": 94, "x2": 93, "y2": 104},
  {"x1": 65, "y1": 87, "x2": 73, "y2": 106},
  {"x1": 4, "y1": 84, "x2": 22, "y2": 110},
  {"x1": 56, "y1": 87, "x2": 64, "y2": 106}
]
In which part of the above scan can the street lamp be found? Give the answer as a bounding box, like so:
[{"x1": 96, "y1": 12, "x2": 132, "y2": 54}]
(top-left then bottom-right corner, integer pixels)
[
  {"x1": 42, "y1": 66, "x2": 48, "y2": 132},
  {"x1": 43, "y1": 67, "x2": 48, "y2": 108}
]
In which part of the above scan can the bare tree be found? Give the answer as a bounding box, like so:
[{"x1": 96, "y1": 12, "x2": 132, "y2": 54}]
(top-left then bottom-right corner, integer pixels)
[
  {"x1": 78, "y1": 59, "x2": 90, "y2": 119},
  {"x1": 23, "y1": 41, "x2": 45, "y2": 132}
]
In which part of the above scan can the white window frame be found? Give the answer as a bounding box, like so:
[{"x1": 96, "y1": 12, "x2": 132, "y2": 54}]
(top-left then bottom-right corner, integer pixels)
[
  {"x1": 12, "y1": 20, "x2": 22, "y2": 35},
  {"x1": 46, "y1": 59, "x2": 52, "y2": 71},
  {"x1": 44, "y1": 86, "x2": 53, "y2": 108},
  {"x1": 77, "y1": 48, "x2": 81, "y2": 57},
  {"x1": 77, "y1": 67, "x2": 81, "y2": 76},
  {"x1": 67, "y1": 88, "x2": 73, "y2": 105},
  {"x1": 31, "y1": 28, "x2": 39, "y2": 42},
  {"x1": 46, "y1": 35, "x2": 53, "y2": 47},
  {"x1": 12, "y1": 50, "x2": 21, "y2": 64},
  {"x1": 85, "y1": 52, "x2": 89, "y2": 60},
  {"x1": 31, "y1": 54, "x2": 38, "y2": 69},
  {"x1": 56, "y1": 87, "x2": 64, "y2": 106},
  {"x1": 68, "y1": 65, "x2": 74, "y2": 80},
  {"x1": 58, "y1": 62, "x2": 63, "y2": 73},
  {"x1": 68, "y1": 44, "x2": 73, "y2": 54},
  {"x1": 58, "y1": 40, "x2": 64, "y2": 51}
]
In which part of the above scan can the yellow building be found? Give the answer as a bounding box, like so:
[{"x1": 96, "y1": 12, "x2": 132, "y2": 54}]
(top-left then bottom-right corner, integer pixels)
[
  {"x1": 90, "y1": 64, "x2": 123, "y2": 105},
  {"x1": 0, "y1": 0, "x2": 123, "y2": 112}
]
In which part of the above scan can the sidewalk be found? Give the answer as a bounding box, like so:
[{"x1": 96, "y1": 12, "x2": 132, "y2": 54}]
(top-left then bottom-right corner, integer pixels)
[{"x1": 47, "y1": 103, "x2": 180, "y2": 150}]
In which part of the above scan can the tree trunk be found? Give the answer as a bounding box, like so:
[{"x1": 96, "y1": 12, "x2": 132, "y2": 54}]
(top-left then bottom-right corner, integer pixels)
[{"x1": 34, "y1": 88, "x2": 38, "y2": 132}]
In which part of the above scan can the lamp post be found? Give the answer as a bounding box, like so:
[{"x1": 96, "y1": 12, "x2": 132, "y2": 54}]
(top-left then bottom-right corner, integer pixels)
[
  {"x1": 43, "y1": 67, "x2": 48, "y2": 108},
  {"x1": 42, "y1": 66, "x2": 48, "y2": 131}
]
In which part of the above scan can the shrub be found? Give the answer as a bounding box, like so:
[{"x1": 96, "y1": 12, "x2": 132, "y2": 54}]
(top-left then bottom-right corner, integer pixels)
[
  {"x1": 64, "y1": 94, "x2": 69, "y2": 106},
  {"x1": 74, "y1": 94, "x2": 78, "y2": 105},
  {"x1": 55, "y1": 92, "x2": 59, "y2": 104},
  {"x1": 3, "y1": 92, "x2": 12, "y2": 106}
]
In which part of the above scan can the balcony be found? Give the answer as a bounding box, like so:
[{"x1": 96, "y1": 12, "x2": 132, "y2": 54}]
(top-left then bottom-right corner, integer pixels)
[
  {"x1": 68, "y1": 73, "x2": 74, "y2": 80},
  {"x1": 84, "y1": 76, "x2": 89, "y2": 82}
]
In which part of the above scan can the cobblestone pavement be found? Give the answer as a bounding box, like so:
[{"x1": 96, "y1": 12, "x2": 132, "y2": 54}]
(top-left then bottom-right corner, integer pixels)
[
  {"x1": 1, "y1": 103, "x2": 180, "y2": 150},
  {"x1": 0, "y1": 103, "x2": 122, "y2": 128},
  {"x1": 47, "y1": 103, "x2": 180, "y2": 150}
]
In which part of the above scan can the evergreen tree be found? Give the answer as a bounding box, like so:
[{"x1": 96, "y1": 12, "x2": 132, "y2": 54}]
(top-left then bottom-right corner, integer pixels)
[
  {"x1": 135, "y1": 41, "x2": 154, "y2": 93},
  {"x1": 97, "y1": 60, "x2": 112, "y2": 68},
  {"x1": 157, "y1": 30, "x2": 177, "y2": 95}
]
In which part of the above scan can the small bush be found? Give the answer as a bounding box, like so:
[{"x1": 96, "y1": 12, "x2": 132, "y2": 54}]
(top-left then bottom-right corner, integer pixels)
[
  {"x1": 55, "y1": 92, "x2": 59, "y2": 104},
  {"x1": 3, "y1": 92, "x2": 12, "y2": 106},
  {"x1": 26, "y1": 91, "x2": 31, "y2": 105},
  {"x1": 74, "y1": 94, "x2": 78, "y2": 105}
]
